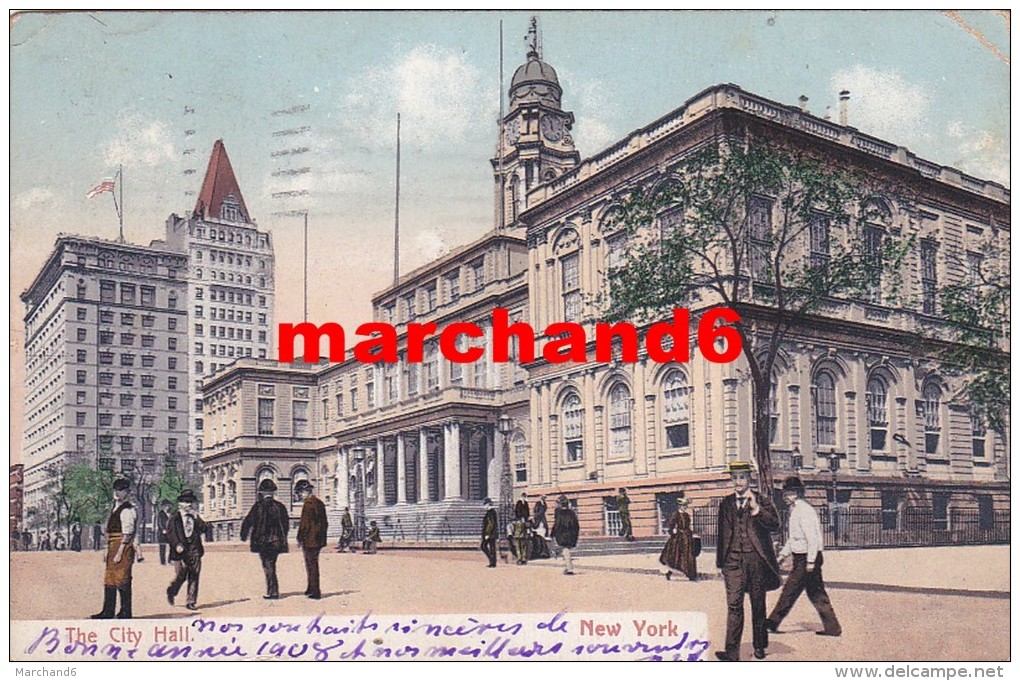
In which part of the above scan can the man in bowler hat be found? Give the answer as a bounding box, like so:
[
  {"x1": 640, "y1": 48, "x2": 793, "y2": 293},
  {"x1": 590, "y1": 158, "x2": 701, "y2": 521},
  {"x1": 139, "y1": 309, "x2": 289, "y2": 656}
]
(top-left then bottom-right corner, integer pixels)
[
  {"x1": 241, "y1": 478, "x2": 290, "y2": 599},
  {"x1": 296, "y1": 480, "x2": 327, "y2": 599},
  {"x1": 715, "y1": 461, "x2": 782, "y2": 661},
  {"x1": 165, "y1": 489, "x2": 206, "y2": 610},
  {"x1": 90, "y1": 477, "x2": 136, "y2": 619},
  {"x1": 480, "y1": 498, "x2": 498, "y2": 568},
  {"x1": 766, "y1": 476, "x2": 842, "y2": 637}
]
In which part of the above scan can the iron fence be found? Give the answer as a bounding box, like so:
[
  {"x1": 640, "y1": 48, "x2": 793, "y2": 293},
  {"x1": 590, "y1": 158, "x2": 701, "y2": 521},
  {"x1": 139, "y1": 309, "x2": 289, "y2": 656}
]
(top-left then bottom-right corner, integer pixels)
[{"x1": 689, "y1": 505, "x2": 1009, "y2": 550}]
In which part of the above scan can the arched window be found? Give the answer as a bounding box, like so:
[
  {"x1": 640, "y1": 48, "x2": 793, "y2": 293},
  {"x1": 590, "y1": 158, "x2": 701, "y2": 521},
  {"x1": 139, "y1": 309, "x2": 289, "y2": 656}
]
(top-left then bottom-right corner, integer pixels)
[
  {"x1": 813, "y1": 369, "x2": 838, "y2": 447},
  {"x1": 663, "y1": 370, "x2": 691, "y2": 449},
  {"x1": 291, "y1": 467, "x2": 310, "y2": 506},
  {"x1": 562, "y1": 391, "x2": 584, "y2": 463},
  {"x1": 608, "y1": 383, "x2": 632, "y2": 457},
  {"x1": 922, "y1": 383, "x2": 942, "y2": 455},
  {"x1": 866, "y1": 376, "x2": 889, "y2": 451}
]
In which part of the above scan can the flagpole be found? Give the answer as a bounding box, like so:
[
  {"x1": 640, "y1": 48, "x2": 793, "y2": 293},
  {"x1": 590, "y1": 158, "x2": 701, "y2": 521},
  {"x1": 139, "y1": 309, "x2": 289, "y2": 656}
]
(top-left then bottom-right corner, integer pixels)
[
  {"x1": 498, "y1": 20, "x2": 505, "y2": 232},
  {"x1": 393, "y1": 113, "x2": 401, "y2": 286},
  {"x1": 111, "y1": 165, "x2": 124, "y2": 243}
]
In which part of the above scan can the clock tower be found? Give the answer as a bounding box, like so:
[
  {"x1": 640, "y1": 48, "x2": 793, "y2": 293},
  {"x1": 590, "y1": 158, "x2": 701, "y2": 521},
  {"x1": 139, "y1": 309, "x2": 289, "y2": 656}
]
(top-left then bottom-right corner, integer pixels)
[{"x1": 493, "y1": 17, "x2": 580, "y2": 229}]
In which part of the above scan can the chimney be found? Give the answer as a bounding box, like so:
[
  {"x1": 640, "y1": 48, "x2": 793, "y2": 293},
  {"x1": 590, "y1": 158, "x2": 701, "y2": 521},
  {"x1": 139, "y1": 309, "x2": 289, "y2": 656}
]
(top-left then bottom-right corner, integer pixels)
[
  {"x1": 839, "y1": 90, "x2": 850, "y2": 126},
  {"x1": 798, "y1": 95, "x2": 809, "y2": 113}
]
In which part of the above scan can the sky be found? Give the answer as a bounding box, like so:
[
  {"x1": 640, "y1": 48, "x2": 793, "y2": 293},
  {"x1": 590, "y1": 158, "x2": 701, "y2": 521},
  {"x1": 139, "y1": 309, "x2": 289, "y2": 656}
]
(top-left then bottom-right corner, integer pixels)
[{"x1": 8, "y1": 10, "x2": 1011, "y2": 459}]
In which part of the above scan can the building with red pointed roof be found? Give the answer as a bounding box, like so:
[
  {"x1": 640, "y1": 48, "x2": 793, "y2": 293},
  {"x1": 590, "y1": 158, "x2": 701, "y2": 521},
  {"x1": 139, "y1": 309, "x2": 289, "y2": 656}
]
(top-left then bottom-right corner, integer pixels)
[{"x1": 166, "y1": 140, "x2": 276, "y2": 478}]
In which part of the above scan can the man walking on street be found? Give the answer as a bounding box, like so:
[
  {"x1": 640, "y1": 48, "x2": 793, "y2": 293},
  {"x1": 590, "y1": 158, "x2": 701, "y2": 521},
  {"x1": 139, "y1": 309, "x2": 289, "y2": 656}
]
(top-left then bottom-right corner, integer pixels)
[
  {"x1": 90, "y1": 478, "x2": 136, "y2": 620},
  {"x1": 551, "y1": 495, "x2": 579, "y2": 575},
  {"x1": 296, "y1": 480, "x2": 327, "y2": 599},
  {"x1": 337, "y1": 506, "x2": 355, "y2": 553},
  {"x1": 157, "y1": 500, "x2": 172, "y2": 566},
  {"x1": 165, "y1": 489, "x2": 206, "y2": 611},
  {"x1": 480, "y1": 498, "x2": 498, "y2": 568},
  {"x1": 714, "y1": 461, "x2": 782, "y2": 662},
  {"x1": 240, "y1": 478, "x2": 290, "y2": 599},
  {"x1": 532, "y1": 495, "x2": 549, "y2": 537},
  {"x1": 765, "y1": 476, "x2": 842, "y2": 637}
]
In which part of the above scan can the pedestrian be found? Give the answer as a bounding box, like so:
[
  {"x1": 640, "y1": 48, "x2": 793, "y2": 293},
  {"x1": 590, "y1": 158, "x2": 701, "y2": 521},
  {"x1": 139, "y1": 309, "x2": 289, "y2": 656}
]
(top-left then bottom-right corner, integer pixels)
[
  {"x1": 240, "y1": 478, "x2": 290, "y2": 600},
  {"x1": 165, "y1": 489, "x2": 206, "y2": 611},
  {"x1": 480, "y1": 498, "x2": 498, "y2": 568},
  {"x1": 551, "y1": 495, "x2": 579, "y2": 575},
  {"x1": 765, "y1": 476, "x2": 842, "y2": 637},
  {"x1": 21, "y1": 530, "x2": 31, "y2": 551},
  {"x1": 512, "y1": 517, "x2": 530, "y2": 565},
  {"x1": 363, "y1": 521, "x2": 381, "y2": 554},
  {"x1": 714, "y1": 461, "x2": 782, "y2": 662},
  {"x1": 532, "y1": 495, "x2": 549, "y2": 537},
  {"x1": 659, "y1": 494, "x2": 698, "y2": 581},
  {"x1": 616, "y1": 487, "x2": 634, "y2": 541},
  {"x1": 70, "y1": 522, "x2": 82, "y2": 552},
  {"x1": 38, "y1": 527, "x2": 51, "y2": 551},
  {"x1": 92, "y1": 523, "x2": 102, "y2": 551},
  {"x1": 296, "y1": 480, "x2": 327, "y2": 600},
  {"x1": 514, "y1": 492, "x2": 530, "y2": 522},
  {"x1": 337, "y1": 506, "x2": 355, "y2": 553},
  {"x1": 157, "y1": 500, "x2": 172, "y2": 565},
  {"x1": 90, "y1": 478, "x2": 137, "y2": 620}
]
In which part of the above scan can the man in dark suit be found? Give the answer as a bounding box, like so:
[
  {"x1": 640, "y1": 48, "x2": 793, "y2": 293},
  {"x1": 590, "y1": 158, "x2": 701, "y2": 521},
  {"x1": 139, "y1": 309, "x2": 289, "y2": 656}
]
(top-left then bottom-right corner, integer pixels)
[
  {"x1": 296, "y1": 480, "x2": 327, "y2": 599},
  {"x1": 480, "y1": 498, "x2": 498, "y2": 568},
  {"x1": 156, "y1": 500, "x2": 172, "y2": 565},
  {"x1": 715, "y1": 461, "x2": 782, "y2": 662},
  {"x1": 165, "y1": 489, "x2": 206, "y2": 611},
  {"x1": 241, "y1": 478, "x2": 290, "y2": 599}
]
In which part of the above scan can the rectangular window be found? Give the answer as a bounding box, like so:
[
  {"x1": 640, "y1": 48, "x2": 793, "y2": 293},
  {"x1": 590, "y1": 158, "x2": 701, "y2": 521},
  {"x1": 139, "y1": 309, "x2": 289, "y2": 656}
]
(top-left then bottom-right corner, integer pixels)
[
  {"x1": 76, "y1": 349, "x2": 87, "y2": 363},
  {"x1": 76, "y1": 390, "x2": 86, "y2": 405},
  {"x1": 141, "y1": 437, "x2": 155, "y2": 453},
  {"x1": 140, "y1": 286, "x2": 155, "y2": 306},
  {"x1": 120, "y1": 313, "x2": 134, "y2": 326},
  {"x1": 403, "y1": 292, "x2": 417, "y2": 320},
  {"x1": 119, "y1": 393, "x2": 134, "y2": 407},
  {"x1": 76, "y1": 434, "x2": 86, "y2": 451},
  {"x1": 141, "y1": 355, "x2": 155, "y2": 368},
  {"x1": 469, "y1": 258, "x2": 485, "y2": 292},
  {"x1": 561, "y1": 253, "x2": 581, "y2": 320},
  {"x1": 168, "y1": 318, "x2": 178, "y2": 331},
  {"x1": 978, "y1": 496, "x2": 995, "y2": 531},
  {"x1": 446, "y1": 271, "x2": 460, "y2": 302},
  {"x1": 99, "y1": 351, "x2": 114, "y2": 365},
  {"x1": 75, "y1": 370, "x2": 87, "y2": 384},
  {"x1": 748, "y1": 197, "x2": 773, "y2": 283},
  {"x1": 100, "y1": 280, "x2": 116, "y2": 303},
  {"x1": 141, "y1": 335, "x2": 154, "y2": 348},
  {"x1": 120, "y1": 373, "x2": 134, "y2": 387},
  {"x1": 809, "y1": 212, "x2": 831, "y2": 272},
  {"x1": 881, "y1": 491, "x2": 900, "y2": 531},
  {"x1": 168, "y1": 396, "x2": 178, "y2": 410},
  {"x1": 350, "y1": 388, "x2": 358, "y2": 413},
  {"x1": 168, "y1": 376, "x2": 178, "y2": 390},
  {"x1": 141, "y1": 395, "x2": 155, "y2": 408},
  {"x1": 424, "y1": 283, "x2": 437, "y2": 313},
  {"x1": 292, "y1": 400, "x2": 309, "y2": 437},
  {"x1": 78, "y1": 328, "x2": 88, "y2": 342},
  {"x1": 120, "y1": 283, "x2": 135, "y2": 304},
  {"x1": 75, "y1": 412, "x2": 86, "y2": 426},
  {"x1": 168, "y1": 337, "x2": 178, "y2": 351},
  {"x1": 921, "y1": 240, "x2": 938, "y2": 315},
  {"x1": 76, "y1": 307, "x2": 87, "y2": 321},
  {"x1": 258, "y1": 398, "x2": 275, "y2": 435},
  {"x1": 864, "y1": 225, "x2": 884, "y2": 303},
  {"x1": 141, "y1": 415, "x2": 155, "y2": 429},
  {"x1": 972, "y1": 415, "x2": 986, "y2": 459},
  {"x1": 932, "y1": 492, "x2": 950, "y2": 532},
  {"x1": 99, "y1": 413, "x2": 113, "y2": 427},
  {"x1": 141, "y1": 375, "x2": 155, "y2": 388},
  {"x1": 120, "y1": 353, "x2": 135, "y2": 367},
  {"x1": 99, "y1": 392, "x2": 113, "y2": 406},
  {"x1": 99, "y1": 457, "x2": 115, "y2": 472},
  {"x1": 142, "y1": 315, "x2": 155, "y2": 328},
  {"x1": 168, "y1": 416, "x2": 178, "y2": 430},
  {"x1": 366, "y1": 368, "x2": 376, "y2": 408},
  {"x1": 120, "y1": 414, "x2": 135, "y2": 427},
  {"x1": 120, "y1": 333, "x2": 135, "y2": 345},
  {"x1": 99, "y1": 372, "x2": 113, "y2": 386},
  {"x1": 100, "y1": 310, "x2": 114, "y2": 324}
]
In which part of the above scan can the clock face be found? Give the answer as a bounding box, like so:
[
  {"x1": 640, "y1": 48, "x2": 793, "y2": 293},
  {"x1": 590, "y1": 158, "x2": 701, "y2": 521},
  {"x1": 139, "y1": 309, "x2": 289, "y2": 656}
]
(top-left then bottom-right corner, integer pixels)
[
  {"x1": 504, "y1": 118, "x2": 521, "y2": 145},
  {"x1": 540, "y1": 114, "x2": 564, "y2": 142}
]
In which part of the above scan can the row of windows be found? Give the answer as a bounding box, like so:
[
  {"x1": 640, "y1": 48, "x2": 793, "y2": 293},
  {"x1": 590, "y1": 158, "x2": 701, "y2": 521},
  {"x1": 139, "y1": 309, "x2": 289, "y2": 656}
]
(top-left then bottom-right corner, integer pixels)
[
  {"x1": 193, "y1": 225, "x2": 269, "y2": 250},
  {"x1": 77, "y1": 408, "x2": 182, "y2": 427},
  {"x1": 96, "y1": 281, "x2": 163, "y2": 307},
  {"x1": 194, "y1": 305, "x2": 268, "y2": 323},
  {"x1": 94, "y1": 436, "x2": 179, "y2": 460},
  {"x1": 196, "y1": 268, "x2": 271, "y2": 288},
  {"x1": 194, "y1": 325, "x2": 264, "y2": 342},
  {"x1": 378, "y1": 257, "x2": 486, "y2": 324},
  {"x1": 92, "y1": 254, "x2": 182, "y2": 277},
  {"x1": 81, "y1": 351, "x2": 179, "y2": 370},
  {"x1": 196, "y1": 249, "x2": 266, "y2": 269},
  {"x1": 76, "y1": 312, "x2": 179, "y2": 331},
  {"x1": 195, "y1": 287, "x2": 266, "y2": 304},
  {"x1": 76, "y1": 370, "x2": 181, "y2": 390}
]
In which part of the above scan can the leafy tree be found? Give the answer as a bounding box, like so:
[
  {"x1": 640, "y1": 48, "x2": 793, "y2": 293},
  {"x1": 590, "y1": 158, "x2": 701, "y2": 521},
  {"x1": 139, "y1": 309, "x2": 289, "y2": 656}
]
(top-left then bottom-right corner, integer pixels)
[
  {"x1": 59, "y1": 461, "x2": 114, "y2": 527},
  {"x1": 937, "y1": 241, "x2": 1010, "y2": 435},
  {"x1": 600, "y1": 140, "x2": 908, "y2": 496}
]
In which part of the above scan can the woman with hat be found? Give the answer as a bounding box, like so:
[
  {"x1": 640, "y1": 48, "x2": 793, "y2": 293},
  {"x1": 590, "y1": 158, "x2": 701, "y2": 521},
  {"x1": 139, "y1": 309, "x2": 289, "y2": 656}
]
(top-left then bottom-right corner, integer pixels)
[
  {"x1": 240, "y1": 478, "x2": 290, "y2": 599},
  {"x1": 165, "y1": 489, "x2": 207, "y2": 610},
  {"x1": 659, "y1": 492, "x2": 698, "y2": 581}
]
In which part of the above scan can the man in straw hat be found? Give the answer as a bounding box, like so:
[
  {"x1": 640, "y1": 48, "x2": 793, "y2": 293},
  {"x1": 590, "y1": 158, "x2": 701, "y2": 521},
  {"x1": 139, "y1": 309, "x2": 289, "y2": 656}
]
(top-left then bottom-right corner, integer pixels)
[
  {"x1": 165, "y1": 488, "x2": 207, "y2": 611},
  {"x1": 296, "y1": 479, "x2": 328, "y2": 599},
  {"x1": 90, "y1": 477, "x2": 136, "y2": 619},
  {"x1": 241, "y1": 478, "x2": 290, "y2": 599},
  {"x1": 715, "y1": 461, "x2": 782, "y2": 661},
  {"x1": 765, "y1": 476, "x2": 842, "y2": 637}
]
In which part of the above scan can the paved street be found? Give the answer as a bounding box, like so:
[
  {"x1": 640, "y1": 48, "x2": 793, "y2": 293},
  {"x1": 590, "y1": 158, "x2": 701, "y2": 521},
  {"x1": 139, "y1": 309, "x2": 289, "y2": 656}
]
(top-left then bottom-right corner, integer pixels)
[{"x1": 10, "y1": 544, "x2": 1008, "y2": 662}]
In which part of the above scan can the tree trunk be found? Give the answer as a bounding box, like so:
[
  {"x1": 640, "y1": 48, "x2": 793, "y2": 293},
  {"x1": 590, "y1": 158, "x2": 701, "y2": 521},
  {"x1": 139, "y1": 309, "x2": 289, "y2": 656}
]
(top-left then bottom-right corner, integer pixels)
[{"x1": 751, "y1": 377, "x2": 774, "y2": 499}]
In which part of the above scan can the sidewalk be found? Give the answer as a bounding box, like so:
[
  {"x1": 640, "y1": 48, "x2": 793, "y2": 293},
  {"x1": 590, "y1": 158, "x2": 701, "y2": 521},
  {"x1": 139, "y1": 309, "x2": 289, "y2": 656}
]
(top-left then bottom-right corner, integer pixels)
[{"x1": 558, "y1": 544, "x2": 1010, "y2": 595}]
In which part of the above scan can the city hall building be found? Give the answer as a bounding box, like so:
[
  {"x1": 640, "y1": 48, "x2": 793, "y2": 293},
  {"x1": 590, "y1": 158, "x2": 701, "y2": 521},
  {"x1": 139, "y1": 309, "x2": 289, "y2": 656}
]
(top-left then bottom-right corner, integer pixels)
[{"x1": 200, "y1": 35, "x2": 1009, "y2": 543}]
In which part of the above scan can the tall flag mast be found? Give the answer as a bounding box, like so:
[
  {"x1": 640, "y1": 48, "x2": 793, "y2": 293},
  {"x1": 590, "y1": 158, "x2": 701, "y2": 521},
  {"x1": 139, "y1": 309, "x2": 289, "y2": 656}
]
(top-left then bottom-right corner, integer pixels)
[
  {"x1": 498, "y1": 21, "x2": 505, "y2": 232},
  {"x1": 86, "y1": 166, "x2": 123, "y2": 241},
  {"x1": 393, "y1": 113, "x2": 401, "y2": 286}
]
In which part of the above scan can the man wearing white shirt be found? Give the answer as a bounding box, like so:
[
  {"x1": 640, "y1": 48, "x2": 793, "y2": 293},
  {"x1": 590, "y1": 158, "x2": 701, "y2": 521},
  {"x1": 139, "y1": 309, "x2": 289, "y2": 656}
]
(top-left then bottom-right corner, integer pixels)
[
  {"x1": 90, "y1": 478, "x2": 136, "y2": 619},
  {"x1": 765, "y1": 476, "x2": 842, "y2": 637}
]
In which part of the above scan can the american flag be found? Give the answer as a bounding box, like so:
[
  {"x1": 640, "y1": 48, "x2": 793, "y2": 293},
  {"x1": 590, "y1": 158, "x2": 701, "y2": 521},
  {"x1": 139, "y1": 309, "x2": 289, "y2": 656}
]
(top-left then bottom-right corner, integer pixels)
[{"x1": 86, "y1": 179, "x2": 115, "y2": 199}]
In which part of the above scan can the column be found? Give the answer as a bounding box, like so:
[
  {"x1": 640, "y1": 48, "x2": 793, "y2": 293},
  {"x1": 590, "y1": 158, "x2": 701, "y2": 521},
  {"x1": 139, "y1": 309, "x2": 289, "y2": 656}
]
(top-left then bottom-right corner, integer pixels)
[
  {"x1": 418, "y1": 429, "x2": 429, "y2": 503},
  {"x1": 396, "y1": 434, "x2": 407, "y2": 504},
  {"x1": 443, "y1": 422, "x2": 462, "y2": 500},
  {"x1": 336, "y1": 446, "x2": 349, "y2": 509},
  {"x1": 375, "y1": 439, "x2": 385, "y2": 504}
]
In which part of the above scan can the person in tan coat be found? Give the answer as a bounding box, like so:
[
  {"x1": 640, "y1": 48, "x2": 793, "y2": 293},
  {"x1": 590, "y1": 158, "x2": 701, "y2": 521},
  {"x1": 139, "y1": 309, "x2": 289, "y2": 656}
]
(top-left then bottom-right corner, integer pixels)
[{"x1": 296, "y1": 480, "x2": 328, "y2": 599}]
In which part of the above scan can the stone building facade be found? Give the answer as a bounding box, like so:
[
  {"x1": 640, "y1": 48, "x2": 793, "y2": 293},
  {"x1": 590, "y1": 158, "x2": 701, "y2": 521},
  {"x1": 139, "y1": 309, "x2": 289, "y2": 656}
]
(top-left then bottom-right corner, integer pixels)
[{"x1": 20, "y1": 236, "x2": 190, "y2": 533}]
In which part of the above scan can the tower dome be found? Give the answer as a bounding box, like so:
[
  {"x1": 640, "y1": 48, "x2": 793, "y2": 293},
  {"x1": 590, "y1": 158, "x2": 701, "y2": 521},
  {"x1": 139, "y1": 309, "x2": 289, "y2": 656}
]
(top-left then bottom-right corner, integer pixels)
[{"x1": 509, "y1": 19, "x2": 562, "y2": 108}]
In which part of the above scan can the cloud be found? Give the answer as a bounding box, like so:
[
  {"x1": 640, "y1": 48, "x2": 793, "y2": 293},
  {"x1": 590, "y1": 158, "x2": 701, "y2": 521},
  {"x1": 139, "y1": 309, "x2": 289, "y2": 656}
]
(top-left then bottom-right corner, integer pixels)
[
  {"x1": 102, "y1": 113, "x2": 175, "y2": 167},
  {"x1": 830, "y1": 65, "x2": 932, "y2": 145},
  {"x1": 945, "y1": 120, "x2": 1010, "y2": 186},
  {"x1": 14, "y1": 187, "x2": 54, "y2": 211},
  {"x1": 558, "y1": 69, "x2": 620, "y2": 157},
  {"x1": 342, "y1": 45, "x2": 494, "y2": 152}
]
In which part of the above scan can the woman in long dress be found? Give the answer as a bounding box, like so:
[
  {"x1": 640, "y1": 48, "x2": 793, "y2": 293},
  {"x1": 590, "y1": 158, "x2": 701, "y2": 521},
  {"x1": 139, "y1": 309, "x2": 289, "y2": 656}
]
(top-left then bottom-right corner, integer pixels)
[{"x1": 659, "y1": 496, "x2": 698, "y2": 581}]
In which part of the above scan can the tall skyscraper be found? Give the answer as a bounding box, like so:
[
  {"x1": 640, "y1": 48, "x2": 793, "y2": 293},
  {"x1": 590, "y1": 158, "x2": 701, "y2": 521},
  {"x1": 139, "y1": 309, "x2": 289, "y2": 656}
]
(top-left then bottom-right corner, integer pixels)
[
  {"x1": 165, "y1": 139, "x2": 276, "y2": 460},
  {"x1": 20, "y1": 236, "x2": 190, "y2": 533}
]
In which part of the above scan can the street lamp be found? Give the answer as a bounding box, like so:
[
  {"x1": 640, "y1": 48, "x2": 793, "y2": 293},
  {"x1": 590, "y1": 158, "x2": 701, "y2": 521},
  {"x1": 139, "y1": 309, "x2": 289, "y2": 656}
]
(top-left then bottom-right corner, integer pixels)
[
  {"x1": 496, "y1": 415, "x2": 514, "y2": 534},
  {"x1": 821, "y1": 451, "x2": 841, "y2": 545},
  {"x1": 353, "y1": 448, "x2": 367, "y2": 543}
]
